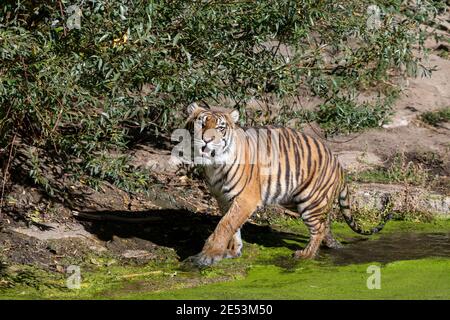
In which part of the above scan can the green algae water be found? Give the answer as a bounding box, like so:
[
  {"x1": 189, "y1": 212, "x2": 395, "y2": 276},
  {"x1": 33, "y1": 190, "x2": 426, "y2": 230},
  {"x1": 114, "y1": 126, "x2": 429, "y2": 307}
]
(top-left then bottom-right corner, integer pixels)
[
  {"x1": 1, "y1": 220, "x2": 450, "y2": 299},
  {"x1": 132, "y1": 259, "x2": 450, "y2": 300}
]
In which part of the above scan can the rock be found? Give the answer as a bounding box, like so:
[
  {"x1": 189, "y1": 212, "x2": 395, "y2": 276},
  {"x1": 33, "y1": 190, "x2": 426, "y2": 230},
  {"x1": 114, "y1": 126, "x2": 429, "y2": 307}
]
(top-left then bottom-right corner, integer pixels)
[
  {"x1": 129, "y1": 145, "x2": 179, "y2": 174},
  {"x1": 337, "y1": 151, "x2": 383, "y2": 173},
  {"x1": 89, "y1": 245, "x2": 108, "y2": 253},
  {"x1": 382, "y1": 117, "x2": 410, "y2": 129},
  {"x1": 121, "y1": 249, "x2": 154, "y2": 259},
  {"x1": 351, "y1": 183, "x2": 450, "y2": 216},
  {"x1": 12, "y1": 223, "x2": 96, "y2": 241}
]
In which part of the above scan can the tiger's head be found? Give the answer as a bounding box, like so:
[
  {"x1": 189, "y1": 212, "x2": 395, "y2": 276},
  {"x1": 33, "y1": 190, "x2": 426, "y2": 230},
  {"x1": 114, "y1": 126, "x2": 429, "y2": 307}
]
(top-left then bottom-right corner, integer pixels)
[{"x1": 186, "y1": 103, "x2": 239, "y2": 166}]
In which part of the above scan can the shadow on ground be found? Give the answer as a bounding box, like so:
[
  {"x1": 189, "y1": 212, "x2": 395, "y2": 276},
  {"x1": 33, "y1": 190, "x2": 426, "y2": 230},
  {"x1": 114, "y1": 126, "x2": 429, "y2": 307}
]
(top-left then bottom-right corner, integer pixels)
[
  {"x1": 76, "y1": 210, "x2": 450, "y2": 266},
  {"x1": 76, "y1": 209, "x2": 309, "y2": 260},
  {"x1": 327, "y1": 231, "x2": 450, "y2": 265}
]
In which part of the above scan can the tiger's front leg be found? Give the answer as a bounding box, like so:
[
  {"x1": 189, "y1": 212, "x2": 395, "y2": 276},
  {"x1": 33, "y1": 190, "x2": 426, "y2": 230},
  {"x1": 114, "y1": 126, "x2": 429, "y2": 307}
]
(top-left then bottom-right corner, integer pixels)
[
  {"x1": 225, "y1": 228, "x2": 243, "y2": 258},
  {"x1": 186, "y1": 196, "x2": 258, "y2": 267}
]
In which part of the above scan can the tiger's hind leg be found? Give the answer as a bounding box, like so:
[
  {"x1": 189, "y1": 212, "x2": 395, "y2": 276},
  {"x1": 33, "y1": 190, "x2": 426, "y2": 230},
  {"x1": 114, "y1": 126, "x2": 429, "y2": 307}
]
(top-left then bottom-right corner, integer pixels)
[
  {"x1": 322, "y1": 224, "x2": 343, "y2": 249},
  {"x1": 322, "y1": 216, "x2": 343, "y2": 249},
  {"x1": 293, "y1": 209, "x2": 327, "y2": 259}
]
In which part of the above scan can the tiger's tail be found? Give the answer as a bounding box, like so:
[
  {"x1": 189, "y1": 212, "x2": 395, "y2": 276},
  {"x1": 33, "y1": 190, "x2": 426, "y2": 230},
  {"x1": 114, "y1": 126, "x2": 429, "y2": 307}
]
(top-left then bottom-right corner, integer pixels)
[{"x1": 339, "y1": 184, "x2": 392, "y2": 235}]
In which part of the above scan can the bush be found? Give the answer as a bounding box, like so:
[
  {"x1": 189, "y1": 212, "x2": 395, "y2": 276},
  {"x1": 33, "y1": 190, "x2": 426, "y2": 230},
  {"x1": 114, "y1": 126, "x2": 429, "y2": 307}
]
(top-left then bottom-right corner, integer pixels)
[
  {"x1": 420, "y1": 107, "x2": 450, "y2": 126},
  {"x1": 0, "y1": 0, "x2": 445, "y2": 195},
  {"x1": 313, "y1": 96, "x2": 396, "y2": 136}
]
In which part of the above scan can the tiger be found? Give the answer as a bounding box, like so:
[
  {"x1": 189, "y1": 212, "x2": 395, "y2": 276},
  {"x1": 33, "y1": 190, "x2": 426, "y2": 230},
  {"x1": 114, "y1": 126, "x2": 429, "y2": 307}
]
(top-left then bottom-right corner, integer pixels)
[{"x1": 181, "y1": 102, "x2": 391, "y2": 267}]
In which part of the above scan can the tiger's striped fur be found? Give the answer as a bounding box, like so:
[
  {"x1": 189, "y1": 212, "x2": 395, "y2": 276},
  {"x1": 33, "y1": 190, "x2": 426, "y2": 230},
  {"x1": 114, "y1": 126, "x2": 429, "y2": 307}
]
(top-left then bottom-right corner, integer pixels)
[{"x1": 184, "y1": 103, "x2": 391, "y2": 266}]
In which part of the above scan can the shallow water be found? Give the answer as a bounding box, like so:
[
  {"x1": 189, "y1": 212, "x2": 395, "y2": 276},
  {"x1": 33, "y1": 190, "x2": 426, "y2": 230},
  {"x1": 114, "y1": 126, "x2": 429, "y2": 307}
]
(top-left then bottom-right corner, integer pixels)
[
  {"x1": 2, "y1": 219, "x2": 450, "y2": 299},
  {"x1": 326, "y1": 232, "x2": 450, "y2": 265}
]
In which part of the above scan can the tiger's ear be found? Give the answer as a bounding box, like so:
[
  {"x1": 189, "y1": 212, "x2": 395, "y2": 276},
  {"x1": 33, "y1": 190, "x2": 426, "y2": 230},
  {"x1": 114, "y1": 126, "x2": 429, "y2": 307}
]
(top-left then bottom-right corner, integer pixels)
[
  {"x1": 186, "y1": 102, "x2": 204, "y2": 116},
  {"x1": 229, "y1": 109, "x2": 240, "y2": 123}
]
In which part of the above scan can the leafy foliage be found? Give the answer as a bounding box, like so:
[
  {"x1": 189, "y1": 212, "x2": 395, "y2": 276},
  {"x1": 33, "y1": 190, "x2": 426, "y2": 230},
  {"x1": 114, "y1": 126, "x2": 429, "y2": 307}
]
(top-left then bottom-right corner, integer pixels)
[
  {"x1": 313, "y1": 96, "x2": 396, "y2": 136},
  {"x1": 420, "y1": 107, "x2": 450, "y2": 126},
  {"x1": 350, "y1": 153, "x2": 430, "y2": 186},
  {"x1": 0, "y1": 0, "x2": 445, "y2": 194}
]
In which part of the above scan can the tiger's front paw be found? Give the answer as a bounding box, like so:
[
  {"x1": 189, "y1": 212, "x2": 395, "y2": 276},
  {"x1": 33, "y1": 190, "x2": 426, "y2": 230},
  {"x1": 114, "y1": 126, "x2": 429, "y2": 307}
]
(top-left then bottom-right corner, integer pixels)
[
  {"x1": 184, "y1": 251, "x2": 224, "y2": 267},
  {"x1": 224, "y1": 247, "x2": 242, "y2": 259},
  {"x1": 293, "y1": 249, "x2": 316, "y2": 260}
]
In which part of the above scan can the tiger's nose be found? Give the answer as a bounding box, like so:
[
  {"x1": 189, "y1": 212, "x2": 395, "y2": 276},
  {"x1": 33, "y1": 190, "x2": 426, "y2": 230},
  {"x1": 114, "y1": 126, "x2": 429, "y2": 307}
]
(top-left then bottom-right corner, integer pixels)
[
  {"x1": 203, "y1": 136, "x2": 214, "y2": 144},
  {"x1": 202, "y1": 137, "x2": 213, "y2": 151}
]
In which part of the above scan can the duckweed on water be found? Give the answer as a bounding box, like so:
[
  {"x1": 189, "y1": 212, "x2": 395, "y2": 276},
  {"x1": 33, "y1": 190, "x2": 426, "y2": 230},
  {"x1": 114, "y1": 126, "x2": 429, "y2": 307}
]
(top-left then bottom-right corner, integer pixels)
[
  {"x1": 1, "y1": 220, "x2": 450, "y2": 299},
  {"x1": 131, "y1": 258, "x2": 450, "y2": 300}
]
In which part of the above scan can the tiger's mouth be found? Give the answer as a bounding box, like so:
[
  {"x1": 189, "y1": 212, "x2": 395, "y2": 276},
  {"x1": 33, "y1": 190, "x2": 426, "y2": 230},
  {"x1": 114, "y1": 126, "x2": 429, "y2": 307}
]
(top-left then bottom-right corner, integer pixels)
[
  {"x1": 194, "y1": 144, "x2": 222, "y2": 166},
  {"x1": 201, "y1": 146, "x2": 218, "y2": 159}
]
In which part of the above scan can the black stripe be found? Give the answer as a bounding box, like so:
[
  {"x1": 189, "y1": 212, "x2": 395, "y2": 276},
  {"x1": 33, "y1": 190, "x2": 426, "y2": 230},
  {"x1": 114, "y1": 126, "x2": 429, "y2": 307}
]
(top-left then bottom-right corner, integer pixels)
[
  {"x1": 283, "y1": 131, "x2": 292, "y2": 194},
  {"x1": 246, "y1": 163, "x2": 255, "y2": 185},
  {"x1": 313, "y1": 170, "x2": 340, "y2": 208},
  {"x1": 263, "y1": 172, "x2": 272, "y2": 205},
  {"x1": 312, "y1": 160, "x2": 337, "y2": 201},
  {"x1": 272, "y1": 163, "x2": 282, "y2": 203},
  {"x1": 229, "y1": 185, "x2": 245, "y2": 201},
  {"x1": 226, "y1": 160, "x2": 241, "y2": 184},
  {"x1": 303, "y1": 134, "x2": 312, "y2": 171},
  {"x1": 212, "y1": 164, "x2": 227, "y2": 184},
  {"x1": 291, "y1": 131, "x2": 301, "y2": 178},
  {"x1": 213, "y1": 156, "x2": 237, "y2": 187},
  {"x1": 312, "y1": 138, "x2": 323, "y2": 169},
  {"x1": 223, "y1": 165, "x2": 246, "y2": 194},
  {"x1": 291, "y1": 169, "x2": 315, "y2": 201}
]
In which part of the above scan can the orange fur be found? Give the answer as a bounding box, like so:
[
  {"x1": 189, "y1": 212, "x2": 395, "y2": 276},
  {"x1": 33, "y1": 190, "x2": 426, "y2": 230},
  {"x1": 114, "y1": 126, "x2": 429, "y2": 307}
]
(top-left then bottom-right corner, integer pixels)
[{"x1": 184, "y1": 104, "x2": 390, "y2": 266}]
